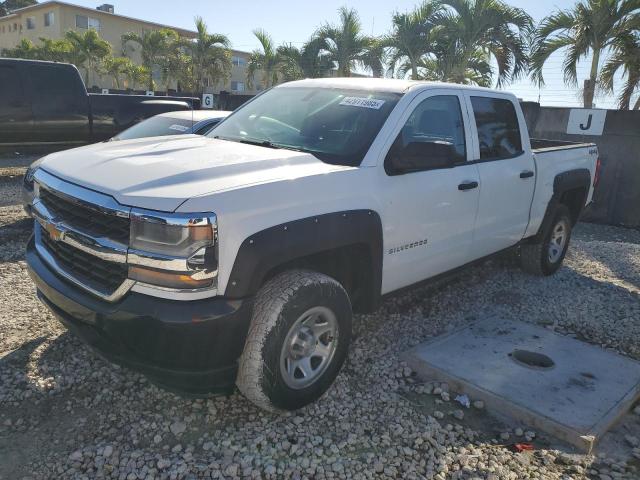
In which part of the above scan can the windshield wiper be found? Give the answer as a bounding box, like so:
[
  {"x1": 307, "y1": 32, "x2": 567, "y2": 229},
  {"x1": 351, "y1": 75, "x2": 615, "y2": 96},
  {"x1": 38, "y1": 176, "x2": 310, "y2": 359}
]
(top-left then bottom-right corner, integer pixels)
[
  {"x1": 238, "y1": 138, "x2": 280, "y2": 149},
  {"x1": 212, "y1": 135, "x2": 317, "y2": 157},
  {"x1": 212, "y1": 135, "x2": 280, "y2": 149}
]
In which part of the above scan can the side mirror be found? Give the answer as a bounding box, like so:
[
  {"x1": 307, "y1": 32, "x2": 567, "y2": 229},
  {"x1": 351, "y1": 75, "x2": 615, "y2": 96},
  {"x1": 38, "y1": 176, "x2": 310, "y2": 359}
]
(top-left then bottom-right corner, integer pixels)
[{"x1": 388, "y1": 140, "x2": 455, "y2": 174}]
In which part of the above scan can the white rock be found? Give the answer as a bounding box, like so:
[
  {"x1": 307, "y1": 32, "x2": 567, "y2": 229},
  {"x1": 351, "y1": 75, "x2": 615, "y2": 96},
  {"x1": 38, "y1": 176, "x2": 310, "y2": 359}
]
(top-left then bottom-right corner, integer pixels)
[
  {"x1": 170, "y1": 421, "x2": 186, "y2": 436},
  {"x1": 69, "y1": 451, "x2": 83, "y2": 461}
]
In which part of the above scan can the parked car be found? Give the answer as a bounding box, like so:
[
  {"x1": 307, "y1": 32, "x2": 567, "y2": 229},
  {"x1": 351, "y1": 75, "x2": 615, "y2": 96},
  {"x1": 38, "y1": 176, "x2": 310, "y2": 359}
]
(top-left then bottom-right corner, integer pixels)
[
  {"x1": 110, "y1": 110, "x2": 231, "y2": 141},
  {"x1": 25, "y1": 78, "x2": 600, "y2": 411},
  {"x1": 22, "y1": 110, "x2": 231, "y2": 215},
  {"x1": 0, "y1": 58, "x2": 199, "y2": 151}
]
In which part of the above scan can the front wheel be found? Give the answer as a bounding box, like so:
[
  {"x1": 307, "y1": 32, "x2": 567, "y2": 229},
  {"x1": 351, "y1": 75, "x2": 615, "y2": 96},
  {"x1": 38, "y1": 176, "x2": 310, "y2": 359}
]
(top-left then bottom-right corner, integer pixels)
[
  {"x1": 520, "y1": 204, "x2": 573, "y2": 276},
  {"x1": 236, "y1": 270, "x2": 352, "y2": 411}
]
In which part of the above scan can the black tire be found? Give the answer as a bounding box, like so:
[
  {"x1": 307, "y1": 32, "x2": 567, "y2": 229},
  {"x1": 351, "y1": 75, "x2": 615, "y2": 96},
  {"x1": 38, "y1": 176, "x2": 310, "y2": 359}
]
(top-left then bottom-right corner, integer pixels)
[
  {"x1": 520, "y1": 204, "x2": 573, "y2": 276},
  {"x1": 236, "y1": 270, "x2": 352, "y2": 411}
]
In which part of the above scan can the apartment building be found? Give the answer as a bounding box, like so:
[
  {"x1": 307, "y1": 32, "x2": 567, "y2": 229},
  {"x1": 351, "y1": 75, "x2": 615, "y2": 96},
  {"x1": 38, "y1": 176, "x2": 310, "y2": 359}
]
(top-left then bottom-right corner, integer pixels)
[{"x1": 0, "y1": 1, "x2": 262, "y2": 94}]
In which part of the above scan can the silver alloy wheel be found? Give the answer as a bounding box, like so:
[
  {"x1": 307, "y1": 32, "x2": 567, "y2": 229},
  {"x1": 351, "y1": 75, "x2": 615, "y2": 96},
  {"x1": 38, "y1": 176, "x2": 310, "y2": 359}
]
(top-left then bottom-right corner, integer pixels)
[
  {"x1": 548, "y1": 219, "x2": 569, "y2": 263},
  {"x1": 279, "y1": 306, "x2": 339, "y2": 389}
]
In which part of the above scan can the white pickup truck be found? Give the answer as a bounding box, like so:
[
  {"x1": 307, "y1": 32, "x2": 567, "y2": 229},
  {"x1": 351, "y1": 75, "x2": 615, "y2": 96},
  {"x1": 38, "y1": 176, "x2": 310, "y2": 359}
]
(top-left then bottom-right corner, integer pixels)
[{"x1": 26, "y1": 78, "x2": 600, "y2": 411}]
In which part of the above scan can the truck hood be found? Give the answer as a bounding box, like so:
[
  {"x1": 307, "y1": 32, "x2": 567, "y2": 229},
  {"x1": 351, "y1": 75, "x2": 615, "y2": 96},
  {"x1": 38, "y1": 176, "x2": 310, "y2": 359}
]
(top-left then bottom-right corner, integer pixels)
[{"x1": 40, "y1": 135, "x2": 353, "y2": 212}]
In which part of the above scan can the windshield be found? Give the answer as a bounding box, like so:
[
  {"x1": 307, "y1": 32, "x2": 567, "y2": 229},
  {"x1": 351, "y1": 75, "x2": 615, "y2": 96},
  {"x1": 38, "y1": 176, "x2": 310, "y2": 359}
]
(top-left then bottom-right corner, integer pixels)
[
  {"x1": 112, "y1": 116, "x2": 196, "y2": 141},
  {"x1": 207, "y1": 86, "x2": 402, "y2": 166}
]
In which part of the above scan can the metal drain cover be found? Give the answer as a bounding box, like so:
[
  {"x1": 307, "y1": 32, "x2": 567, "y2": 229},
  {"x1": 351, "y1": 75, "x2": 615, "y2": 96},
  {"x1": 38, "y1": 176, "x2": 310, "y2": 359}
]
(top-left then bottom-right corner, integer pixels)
[{"x1": 405, "y1": 318, "x2": 640, "y2": 452}]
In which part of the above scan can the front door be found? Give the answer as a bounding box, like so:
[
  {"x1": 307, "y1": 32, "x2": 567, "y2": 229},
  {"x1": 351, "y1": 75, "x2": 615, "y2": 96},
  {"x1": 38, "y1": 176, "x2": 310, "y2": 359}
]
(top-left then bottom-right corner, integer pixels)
[
  {"x1": 378, "y1": 90, "x2": 481, "y2": 294},
  {"x1": 464, "y1": 93, "x2": 536, "y2": 258}
]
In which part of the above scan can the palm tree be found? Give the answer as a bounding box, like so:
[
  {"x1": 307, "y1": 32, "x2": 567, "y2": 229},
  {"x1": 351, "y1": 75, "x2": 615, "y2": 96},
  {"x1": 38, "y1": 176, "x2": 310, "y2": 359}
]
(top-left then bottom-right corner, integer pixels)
[
  {"x1": 360, "y1": 38, "x2": 387, "y2": 78},
  {"x1": 160, "y1": 50, "x2": 195, "y2": 92},
  {"x1": 316, "y1": 7, "x2": 373, "y2": 77},
  {"x1": 37, "y1": 37, "x2": 72, "y2": 62},
  {"x1": 600, "y1": 31, "x2": 640, "y2": 110},
  {"x1": 123, "y1": 63, "x2": 149, "y2": 91},
  {"x1": 531, "y1": 0, "x2": 639, "y2": 108},
  {"x1": 122, "y1": 28, "x2": 180, "y2": 91},
  {"x1": 65, "y1": 29, "x2": 111, "y2": 87},
  {"x1": 437, "y1": 0, "x2": 532, "y2": 87},
  {"x1": 419, "y1": 45, "x2": 493, "y2": 86},
  {"x1": 386, "y1": 2, "x2": 444, "y2": 80},
  {"x1": 247, "y1": 29, "x2": 281, "y2": 89},
  {"x1": 185, "y1": 17, "x2": 232, "y2": 93},
  {"x1": 276, "y1": 43, "x2": 305, "y2": 82},
  {"x1": 277, "y1": 37, "x2": 333, "y2": 80},
  {"x1": 100, "y1": 56, "x2": 134, "y2": 89}
]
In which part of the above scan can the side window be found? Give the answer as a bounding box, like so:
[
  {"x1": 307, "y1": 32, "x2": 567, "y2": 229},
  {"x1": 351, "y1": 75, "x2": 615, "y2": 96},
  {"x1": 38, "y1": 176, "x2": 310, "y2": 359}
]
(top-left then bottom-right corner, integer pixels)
[
  {"x1": 0, "y1": 66, "x2": 24, "y2": 106},
  {"x1": 29, "y1": 65, "x2": 86, "y2": 115},
  {"x1": 385, "y1": 95, "x2": 467, "y2": 175},
  {"x1": 470, "y1": 96, "x2": 523, "y2": 160}
]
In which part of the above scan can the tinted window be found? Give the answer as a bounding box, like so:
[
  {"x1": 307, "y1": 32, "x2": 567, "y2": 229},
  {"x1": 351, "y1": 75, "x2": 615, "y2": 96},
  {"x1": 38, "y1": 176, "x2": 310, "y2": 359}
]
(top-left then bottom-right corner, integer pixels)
[
  {"x1": 193, "y1": 119, "x2": 221, "y2": 135},
  {"x1": 471, "y1": 97, "x2": 523, "y2": 160},
  {"x1": 112, "y1": 116, "x2": 196, "y2": 141},
  {"x1": 0, "y1": 66, "x2": 24, "y2": 105},
  {"x1": 396, "y1": 95, "x2": 467, "y2": 164},
  {"x1": 29, "y1": 65, "x2": 84, "y2": 112}
]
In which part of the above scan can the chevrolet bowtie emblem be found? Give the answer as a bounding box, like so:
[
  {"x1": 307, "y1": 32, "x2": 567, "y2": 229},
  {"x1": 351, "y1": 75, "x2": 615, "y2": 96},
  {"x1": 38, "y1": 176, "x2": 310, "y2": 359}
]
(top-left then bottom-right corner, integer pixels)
[{"x1": 44, "y1": 222, "x2": 65, "y2": 242}]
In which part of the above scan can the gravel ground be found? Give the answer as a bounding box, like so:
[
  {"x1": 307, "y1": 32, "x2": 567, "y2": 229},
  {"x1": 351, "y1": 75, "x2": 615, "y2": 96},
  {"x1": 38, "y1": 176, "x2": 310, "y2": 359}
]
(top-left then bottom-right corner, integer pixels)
[{"x1": 1, "y1": 172, "x2": 639, "y2": 479}]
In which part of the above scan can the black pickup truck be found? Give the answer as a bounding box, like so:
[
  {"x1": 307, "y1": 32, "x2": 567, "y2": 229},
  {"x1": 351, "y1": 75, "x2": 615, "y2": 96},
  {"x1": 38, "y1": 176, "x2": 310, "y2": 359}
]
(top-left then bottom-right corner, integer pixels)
[{"x1": 0, "y1": 58, "x2": 199, "y2": 151}]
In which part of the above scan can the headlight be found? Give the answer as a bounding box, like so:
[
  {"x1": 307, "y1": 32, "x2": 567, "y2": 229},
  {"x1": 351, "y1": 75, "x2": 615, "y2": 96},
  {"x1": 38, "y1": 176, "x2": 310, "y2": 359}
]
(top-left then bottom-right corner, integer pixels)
[
  {"x1": 24, "y1": 157, "x2": 46, "y2": 190},
  {"x1": 130, "y1": 211, "x2": 214, "y2": 257},
  {"x1": 128, "y1": 209, "x2": 218, "y2": 290}
]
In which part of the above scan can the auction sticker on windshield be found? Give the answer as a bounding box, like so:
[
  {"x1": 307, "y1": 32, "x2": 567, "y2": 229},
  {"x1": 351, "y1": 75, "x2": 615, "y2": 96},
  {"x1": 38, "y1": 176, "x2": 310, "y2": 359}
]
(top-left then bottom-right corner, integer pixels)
[
  {"x1": 169, "y1": 124, "x2": 190, "y2": 132},
  {"x1": 339, "y1": 97, "x2": 386, "y2": 109}
]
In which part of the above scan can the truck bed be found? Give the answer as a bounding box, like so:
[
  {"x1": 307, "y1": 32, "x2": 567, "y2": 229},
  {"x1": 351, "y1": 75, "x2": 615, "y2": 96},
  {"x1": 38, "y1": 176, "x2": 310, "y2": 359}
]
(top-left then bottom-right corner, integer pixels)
[
  {"x1": 530, "y1": 138, "x2": 596, "y2": 153},
  {"x1": 524, "y1": 139, "x2": 598, "y2": 239}
]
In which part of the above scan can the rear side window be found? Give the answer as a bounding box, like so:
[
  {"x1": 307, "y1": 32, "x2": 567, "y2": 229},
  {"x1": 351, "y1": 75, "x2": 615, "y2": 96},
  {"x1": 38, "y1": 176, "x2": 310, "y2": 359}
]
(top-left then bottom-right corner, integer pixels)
[
  {"x1": 29, "y1": 65, "x2": 86, "y2": 113},
  {"x1": 0, "y1": 65, "x2": 24, "y2": 105},
  {"x1": 471, "y1": 97, "x2": 523, "y2": 160}
]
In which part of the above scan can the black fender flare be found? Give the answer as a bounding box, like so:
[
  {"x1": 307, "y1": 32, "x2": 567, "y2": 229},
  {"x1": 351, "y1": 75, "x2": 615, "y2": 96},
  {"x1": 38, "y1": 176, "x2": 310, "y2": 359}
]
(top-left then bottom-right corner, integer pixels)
[
  {"x1": 531, "y1": 168, "x2": 591, "y2": 241},
  {"x1": 224, "y1": 210, "x2": 383, "y2": 304}
]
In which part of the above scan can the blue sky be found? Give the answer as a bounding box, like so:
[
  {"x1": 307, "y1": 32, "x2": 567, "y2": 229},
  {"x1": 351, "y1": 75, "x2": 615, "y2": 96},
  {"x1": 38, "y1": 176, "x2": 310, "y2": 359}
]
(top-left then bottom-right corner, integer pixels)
[{"x1": 69, "y1": 0, "x2": 621, "y2": 108}]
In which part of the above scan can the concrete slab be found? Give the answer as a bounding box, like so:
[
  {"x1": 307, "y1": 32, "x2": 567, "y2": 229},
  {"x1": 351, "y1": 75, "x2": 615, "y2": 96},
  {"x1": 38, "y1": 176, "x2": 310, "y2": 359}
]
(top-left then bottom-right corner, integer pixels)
[{"x1": 405, "y1": 318, "x2": 640, "y2": 453}]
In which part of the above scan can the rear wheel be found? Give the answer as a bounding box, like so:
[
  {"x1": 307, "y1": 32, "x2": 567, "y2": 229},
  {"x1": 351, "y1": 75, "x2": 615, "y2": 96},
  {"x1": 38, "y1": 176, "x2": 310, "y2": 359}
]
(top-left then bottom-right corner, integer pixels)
[
  {"x1": 236, "y1": 270, "x2": 352, "y2": 411},
  {"x1": 520, "y1": 204, "x2": 573, "y2": 276}
]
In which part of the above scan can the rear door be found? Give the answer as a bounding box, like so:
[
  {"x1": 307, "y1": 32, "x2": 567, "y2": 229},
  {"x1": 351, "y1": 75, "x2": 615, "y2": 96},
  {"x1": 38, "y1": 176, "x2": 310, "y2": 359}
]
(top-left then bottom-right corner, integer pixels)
[
  {"x1": 464, "y1": 93, "x2": 535, "y2": 258},
  {"x1": 0, "y1": 63, "x2": 33, "y2": 145},
  {"x1": 27, "y1": 63, "x2": 91, "y2": 145},
  {"x1": 379, "y1": 89, "x2": 481, "y2": 293}
]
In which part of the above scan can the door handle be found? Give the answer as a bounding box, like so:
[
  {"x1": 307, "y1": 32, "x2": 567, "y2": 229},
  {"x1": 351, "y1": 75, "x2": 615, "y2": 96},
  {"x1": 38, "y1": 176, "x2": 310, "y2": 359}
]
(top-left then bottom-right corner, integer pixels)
[
  {"x1": 458, "y1": 181, "x2": 479, "y2": 191},
  {"x1": 520, "y1": 170, "x2": 534, "y2": 179}
]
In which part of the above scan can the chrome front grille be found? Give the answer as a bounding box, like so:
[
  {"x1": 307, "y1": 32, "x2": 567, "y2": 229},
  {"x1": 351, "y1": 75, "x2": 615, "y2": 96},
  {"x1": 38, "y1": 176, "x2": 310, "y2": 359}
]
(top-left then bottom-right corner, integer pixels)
[
  {"x1": 39, "y1": 188, "x2": 130, "y2": 243},
  {"x1": 32, "y1": 169, "x2": 134, "y2": 302},
  {"x1": 40, "y1": 227, "x2": 128, "y2": 292}
]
